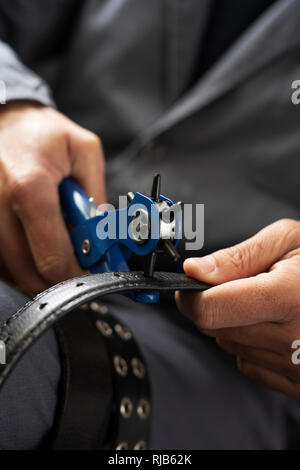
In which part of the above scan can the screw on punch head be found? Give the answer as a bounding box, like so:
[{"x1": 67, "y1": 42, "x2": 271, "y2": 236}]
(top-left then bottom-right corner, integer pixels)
[{"x1": 144, "y1": 251, "x2": 157, "y2": 277}]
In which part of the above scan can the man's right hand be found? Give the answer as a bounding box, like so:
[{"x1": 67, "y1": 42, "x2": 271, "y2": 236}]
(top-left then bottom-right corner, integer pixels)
[{"x1": 0, "y1": 101, "x2": 106, "y2": 293}]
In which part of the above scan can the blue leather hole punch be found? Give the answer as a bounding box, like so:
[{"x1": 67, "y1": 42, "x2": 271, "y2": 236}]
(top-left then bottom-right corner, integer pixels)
[{"x1": 59, "y1": 174, "x2": 182, "y2": 303}]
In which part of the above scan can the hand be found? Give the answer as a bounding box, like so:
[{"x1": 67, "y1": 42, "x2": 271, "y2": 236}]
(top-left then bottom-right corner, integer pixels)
[
  {"x1": 0, "y1": 101, "x2": 106, "y2": 292},
  {"x1": 175, "y1": 219, "x2": 300, "y2": 398}
]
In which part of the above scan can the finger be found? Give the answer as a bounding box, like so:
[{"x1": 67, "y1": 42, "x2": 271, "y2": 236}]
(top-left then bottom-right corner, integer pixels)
[
  {"x1": 67, "y1": 125, "x2": 106, "y2": 205},
  {"x1": 183, "y1": 219, "x2": 300, "y2": 284},
  {"x1": 200, "y1": 322, "x2": 289, "y2": 355},
  {"x1": 218, "y1": 340, "x2": 300, "y2": 383},
  {"x1": 10, "y1": 173, "x2": 84, "y2": 284},
  {"x1": 0, "y1": 203, "x2": 49, "y2": 292},
  {"x1": 237, "y1": 358, "x2": 300, "y2": 399},
  {"x1": 175, "y1": 270, "x2": 285, "y2": 329}
]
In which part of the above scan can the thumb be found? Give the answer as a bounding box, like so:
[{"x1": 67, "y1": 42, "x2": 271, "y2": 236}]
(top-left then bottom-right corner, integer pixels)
[{"x1": 183, "y1": 219, "x2": 300, "y2": 284}]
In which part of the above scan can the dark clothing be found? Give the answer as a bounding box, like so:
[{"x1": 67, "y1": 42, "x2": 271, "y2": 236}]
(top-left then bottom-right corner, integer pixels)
[{"x1": 1, "y1": 0, "x2": 300, "y2": 449}]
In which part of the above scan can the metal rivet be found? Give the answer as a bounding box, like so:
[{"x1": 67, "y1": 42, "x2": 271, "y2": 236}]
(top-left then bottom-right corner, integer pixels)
[
  {"x1": 115, "y1": 324, "x2": 132, "y2": 341},
  {"x1": 137, "y1": 399, "x2": 151, "y2": 420},
  {"x1": 114, "y1": 355, "x2": 128, "y2": 376},
  {"x1": 120, "y1": 397, "x2": 133, "y2": 418},
  {"x1": 116, "y1": 442, "x2": 129, "y2": 450},
  {"x1": 96, "y1": 320, "x2": 112, "y2": 337},
  {"x1": 131, "y1": 357, "x2": 145, "y2": 379},
  {"x1": 134, "y1": 440, "x2": 147, "y2": 450},
  {"x1": 81, "y1": 239, "x2": 91, "y2": 255},
  {"x1": 89, "y1": 301, "x2": 108, "y2": 314}
]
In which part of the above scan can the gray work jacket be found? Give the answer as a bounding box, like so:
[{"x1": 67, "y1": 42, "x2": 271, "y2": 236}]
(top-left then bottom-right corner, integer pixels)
[{"x1": 0, "y1": 0, "x2": 300, "y2": 254}]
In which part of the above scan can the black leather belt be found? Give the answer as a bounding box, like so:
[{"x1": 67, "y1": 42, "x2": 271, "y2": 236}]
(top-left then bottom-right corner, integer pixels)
[{"x1": 0, "y1": 271, "x2": 210, "y2": 449}]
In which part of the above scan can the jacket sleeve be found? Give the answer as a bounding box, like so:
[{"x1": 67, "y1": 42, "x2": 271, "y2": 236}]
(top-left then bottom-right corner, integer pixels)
[
  {"x1": 0, "y1": 1, "x2": 83, "y2": 107},
  {"x1": 0, "y1": 39, "x2": 55, "y2": 107}
]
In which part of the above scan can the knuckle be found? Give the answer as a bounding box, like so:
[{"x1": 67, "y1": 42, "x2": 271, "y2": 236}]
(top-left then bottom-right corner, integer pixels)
[
  {"x1": 286, "y1": 362, "x2": 299, "y2": 382},
  {"x1": 278, "y1": 282, "x2": 300, "y2": 321},
  {"x1": 237, "y1": 358, "x2": 249, "y2": 376},
  {"x1": 276, "y1": 218, "x2": 298, "y2": 231},
  {"x1": 12, "y1": 270, "x2": 47, "y2": 294}
]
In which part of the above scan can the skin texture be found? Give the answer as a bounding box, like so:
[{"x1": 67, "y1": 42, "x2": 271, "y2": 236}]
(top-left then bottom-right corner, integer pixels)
[
  {"x1": 175, "y1": 219, "x2": 300, "y2": 398},
  {"x1": 0, "y1": 101, "x2": 106, "y2": 293}
]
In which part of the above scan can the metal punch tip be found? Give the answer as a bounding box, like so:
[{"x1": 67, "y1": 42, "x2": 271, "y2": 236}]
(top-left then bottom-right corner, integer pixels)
[{"x1": 144, "y1": 251, "x2": 157, "y2": 277}]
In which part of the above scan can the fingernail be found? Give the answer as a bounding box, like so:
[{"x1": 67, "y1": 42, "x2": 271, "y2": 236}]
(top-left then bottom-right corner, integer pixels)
[{"x1": 185, "y1": 255, "x2": 216, "y2": 274}]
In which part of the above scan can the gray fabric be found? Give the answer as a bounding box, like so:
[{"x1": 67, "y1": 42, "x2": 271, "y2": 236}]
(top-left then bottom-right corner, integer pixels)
[{"x1": 121, "y1": 0, "x2": 299, "y2": 145}]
